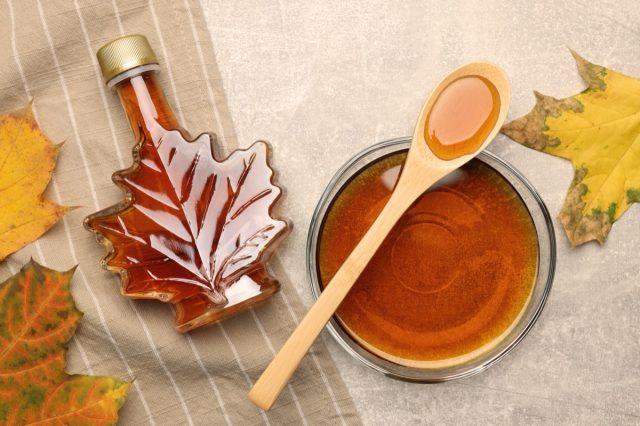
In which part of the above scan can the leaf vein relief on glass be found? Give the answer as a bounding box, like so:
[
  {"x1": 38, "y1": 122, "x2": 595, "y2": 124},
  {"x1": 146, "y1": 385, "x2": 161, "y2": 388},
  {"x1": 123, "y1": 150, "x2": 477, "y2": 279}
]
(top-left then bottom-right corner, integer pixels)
[{"x1": 85, "y1": 68, "x2": 287, "y2": 332}]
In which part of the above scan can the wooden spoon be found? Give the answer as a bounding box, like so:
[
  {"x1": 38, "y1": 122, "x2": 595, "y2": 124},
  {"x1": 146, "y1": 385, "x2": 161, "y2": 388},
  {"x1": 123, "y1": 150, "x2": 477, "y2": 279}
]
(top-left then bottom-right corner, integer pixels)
[{"x1": 249, "y1": 62, "x2": 510, "y2": 410}]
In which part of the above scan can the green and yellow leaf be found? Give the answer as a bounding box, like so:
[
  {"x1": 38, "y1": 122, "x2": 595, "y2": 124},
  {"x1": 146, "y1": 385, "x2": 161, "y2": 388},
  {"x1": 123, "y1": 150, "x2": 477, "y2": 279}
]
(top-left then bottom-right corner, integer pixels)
[
  {"x1": 502, "y1": 51, "x2": 640, "y2": 246},
  {"x1": 0, "y1": 261, "x2": 129, "y2": 425},
  {"x1": 0, "y1": 103, "x2": 72, "y2": 261}
]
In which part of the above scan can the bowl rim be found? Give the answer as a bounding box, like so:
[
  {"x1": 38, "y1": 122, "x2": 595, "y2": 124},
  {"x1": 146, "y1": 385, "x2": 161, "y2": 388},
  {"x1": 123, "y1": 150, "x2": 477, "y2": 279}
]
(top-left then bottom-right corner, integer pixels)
[{"x1": 306, "y1": 137, "x2": 556, "y2": 382}]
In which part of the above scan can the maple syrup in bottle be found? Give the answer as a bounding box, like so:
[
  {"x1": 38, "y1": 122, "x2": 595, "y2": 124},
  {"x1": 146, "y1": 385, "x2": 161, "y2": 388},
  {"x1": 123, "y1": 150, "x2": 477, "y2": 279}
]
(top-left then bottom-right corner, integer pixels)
[{"x1": 86, "y1": 34, "x2": 288, "y2": 332}]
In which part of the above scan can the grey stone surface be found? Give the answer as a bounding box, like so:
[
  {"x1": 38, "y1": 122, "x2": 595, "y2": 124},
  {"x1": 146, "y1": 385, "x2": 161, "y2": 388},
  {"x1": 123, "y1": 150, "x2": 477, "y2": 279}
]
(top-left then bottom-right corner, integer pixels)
[{"x1": 200, "y1": 1, "x2": 640, "y2": 424}]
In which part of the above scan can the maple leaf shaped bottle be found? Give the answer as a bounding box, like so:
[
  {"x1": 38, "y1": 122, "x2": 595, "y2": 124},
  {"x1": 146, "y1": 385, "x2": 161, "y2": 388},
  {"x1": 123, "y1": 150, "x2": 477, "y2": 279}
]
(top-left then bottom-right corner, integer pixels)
[{"x1": 85, "y1": 34, "x2": 288, "y2": 332}]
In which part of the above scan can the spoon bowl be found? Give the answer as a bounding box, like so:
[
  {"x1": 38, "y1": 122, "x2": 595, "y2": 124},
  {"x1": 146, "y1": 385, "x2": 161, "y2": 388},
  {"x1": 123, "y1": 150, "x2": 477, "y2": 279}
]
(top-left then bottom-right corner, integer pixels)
[
  {"x1": 399, "y1": 62, "x2": 510, "y2": 202},
  {"x1": 249, "y1": 62, "x2": 511, "y2": 410}
]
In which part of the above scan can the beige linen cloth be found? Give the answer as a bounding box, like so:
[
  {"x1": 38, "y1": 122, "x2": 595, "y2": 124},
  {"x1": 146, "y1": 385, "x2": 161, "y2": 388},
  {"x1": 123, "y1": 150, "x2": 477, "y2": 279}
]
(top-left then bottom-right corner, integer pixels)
[{"x1": 0, "y1": 0, "x2": 360, "y2": 424}]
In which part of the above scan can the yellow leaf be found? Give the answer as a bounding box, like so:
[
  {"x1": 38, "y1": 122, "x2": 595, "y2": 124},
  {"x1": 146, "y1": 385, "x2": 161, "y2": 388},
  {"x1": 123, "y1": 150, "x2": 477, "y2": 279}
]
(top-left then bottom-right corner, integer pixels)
[
  {"x1": 0, "y1": 103, "x2": 71, "y2": 260},
  {"x1": 502, "y1": 51, "x2": 640, "y2": 246}
]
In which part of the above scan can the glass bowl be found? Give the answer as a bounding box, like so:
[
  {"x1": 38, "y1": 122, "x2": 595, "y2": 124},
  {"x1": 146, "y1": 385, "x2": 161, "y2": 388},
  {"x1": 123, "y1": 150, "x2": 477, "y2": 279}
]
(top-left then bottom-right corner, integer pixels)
[{"x1": 306, "y1": 137, "x2": 555, "y2": 382}]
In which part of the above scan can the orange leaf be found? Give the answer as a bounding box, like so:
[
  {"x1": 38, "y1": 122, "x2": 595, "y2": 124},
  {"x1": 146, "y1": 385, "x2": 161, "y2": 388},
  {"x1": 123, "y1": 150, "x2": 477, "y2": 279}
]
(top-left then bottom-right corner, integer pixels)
[
  {"x1": 0, "y1": 260, "x2": 129, "y2": 425},
  {"x1": 0, "y1": 103, "x2": 72, "y2": 261}
]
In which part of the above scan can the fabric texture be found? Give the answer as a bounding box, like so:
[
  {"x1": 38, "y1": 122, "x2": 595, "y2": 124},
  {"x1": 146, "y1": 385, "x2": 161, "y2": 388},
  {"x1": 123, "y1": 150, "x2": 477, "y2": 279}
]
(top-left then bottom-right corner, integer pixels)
[{"x1": 0, "y1": 0, "x2": 360, "y2": 424}]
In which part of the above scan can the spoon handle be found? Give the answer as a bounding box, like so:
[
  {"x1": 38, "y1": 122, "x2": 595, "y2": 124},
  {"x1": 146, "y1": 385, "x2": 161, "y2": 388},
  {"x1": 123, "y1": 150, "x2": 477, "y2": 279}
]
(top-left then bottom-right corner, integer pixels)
[{"x1": 249, "y1": 179, "x2": 424, "y2": 410}]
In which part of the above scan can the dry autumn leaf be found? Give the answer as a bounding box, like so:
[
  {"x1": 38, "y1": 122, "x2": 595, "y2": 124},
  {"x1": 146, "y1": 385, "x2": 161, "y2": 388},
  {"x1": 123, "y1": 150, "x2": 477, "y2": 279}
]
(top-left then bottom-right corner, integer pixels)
[
  {"x1": 0, "y1": 260, "x2": 129, "y2": 425},
  {"x1": 502, "y1": 51, "x2": 640, "y2": 246},
  {"x1": 85, "y1": 125, "x2": 287, "y2": 331},
  {"x1": 0, "y1": 103, "x2": 71, "y2": 261}
]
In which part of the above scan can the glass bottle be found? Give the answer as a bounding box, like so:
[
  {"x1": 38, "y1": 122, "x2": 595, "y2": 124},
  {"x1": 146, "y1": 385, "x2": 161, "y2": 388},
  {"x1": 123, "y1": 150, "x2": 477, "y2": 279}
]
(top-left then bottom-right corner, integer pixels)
[{"x1": 85, "y1": 34, "x2": 288, "y2": 332}]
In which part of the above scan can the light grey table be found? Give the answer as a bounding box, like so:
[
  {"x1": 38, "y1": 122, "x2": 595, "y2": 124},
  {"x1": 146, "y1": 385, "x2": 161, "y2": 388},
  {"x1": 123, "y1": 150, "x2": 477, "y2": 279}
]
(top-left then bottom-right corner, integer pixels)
[{"x1": 201, "y1": 1, "x2": 640, "y2": 424}]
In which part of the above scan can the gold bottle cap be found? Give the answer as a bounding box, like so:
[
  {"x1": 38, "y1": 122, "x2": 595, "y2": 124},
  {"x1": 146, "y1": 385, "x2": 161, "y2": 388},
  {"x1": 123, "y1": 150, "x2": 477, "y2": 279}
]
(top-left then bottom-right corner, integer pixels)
[{"x1": 97, "y1": 34, "x2": 158, "y2": 83}]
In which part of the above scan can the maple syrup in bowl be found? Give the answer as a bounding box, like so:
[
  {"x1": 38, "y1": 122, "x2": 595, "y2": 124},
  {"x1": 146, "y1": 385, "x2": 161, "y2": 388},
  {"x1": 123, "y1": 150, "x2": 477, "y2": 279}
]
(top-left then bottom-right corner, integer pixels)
[{"x1": 307, "y1": 138, "x2": 555, "y2": 381}]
